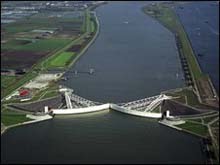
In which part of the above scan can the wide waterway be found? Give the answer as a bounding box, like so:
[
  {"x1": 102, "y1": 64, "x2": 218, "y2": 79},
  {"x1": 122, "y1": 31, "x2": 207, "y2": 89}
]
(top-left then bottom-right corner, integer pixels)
[
  {"x1": 1, "y1": 2, "x2": 205, "y2": 164},
  {"x1": 175, "y1": 1, "x2": 219, "y2": 93},
  {"x1": 61, "y1": 1, "x2": 184, "y2": 103},
  {"x1": 1, "y1": 110, "x2": 205, "y2": 164}
]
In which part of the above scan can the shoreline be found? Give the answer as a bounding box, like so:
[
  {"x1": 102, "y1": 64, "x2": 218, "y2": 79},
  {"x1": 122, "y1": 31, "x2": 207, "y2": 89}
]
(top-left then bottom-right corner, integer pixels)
[
  {"x1": 1, "y1": 114, "x2": 52, "y2": 136},
  {"x1": 158, "y1": 120, "x2": 207, "y2": 138},
  {"x1": 142, "y1": 3, "x2": 219, "y2": 106},
  {"x1": 67, "y1": 11, "x2": 100, "y2": 69},
  {"x1": 1, "y1": 7, "x2": 101, "y2": 135}
]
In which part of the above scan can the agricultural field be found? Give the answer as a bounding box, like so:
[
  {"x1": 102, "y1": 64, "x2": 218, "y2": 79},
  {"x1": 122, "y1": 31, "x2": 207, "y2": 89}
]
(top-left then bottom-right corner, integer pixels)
[
  {"x1": 2, "y1": 38, "x2": 71, "y2": 52},
  {"x1": 1, "y1": 75, "x2": 17, "y2": 89},
  {"x1": 1, "y1": 71, "x2": 37, "y2": 99},
  {"x1": 1, "y1": 2, "x2": 99, "y2": 103},
  {"x1": 1, "y1": 50, "x2": 49, "y2": 70},
  {"x1": 1, "y1": 10, "x2": 83, "y2": 71},
  {"x1": 1, "y1": 75, "x2": 18, "y2": 97}
]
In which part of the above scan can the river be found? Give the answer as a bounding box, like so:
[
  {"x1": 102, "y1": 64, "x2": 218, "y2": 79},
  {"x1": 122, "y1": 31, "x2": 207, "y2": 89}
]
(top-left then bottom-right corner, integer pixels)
[
  {"x1": 60, "y1": 1, "x2": 184, "y2": 103},
  {"x1": 1, "y1": 110, "x2": 205, "y2": 164},
  {"x1": 1, "y1": 2, "x2": 205, "y2": 164}
]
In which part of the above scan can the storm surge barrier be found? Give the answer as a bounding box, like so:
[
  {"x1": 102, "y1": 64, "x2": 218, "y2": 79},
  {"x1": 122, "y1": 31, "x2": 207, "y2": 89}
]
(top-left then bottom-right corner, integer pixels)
[
  {"x1": 51, "y1": 103, "x2": 162, "y2": 118},
  {"x1": 49, "y1": 88, "x2": 172, "y2": 118}
]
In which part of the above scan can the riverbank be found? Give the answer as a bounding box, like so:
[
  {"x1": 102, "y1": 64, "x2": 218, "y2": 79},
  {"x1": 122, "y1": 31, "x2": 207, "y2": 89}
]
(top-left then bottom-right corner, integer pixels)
[
  {"x1": 142, "y1": 3, "x2": 219, "y2": 163},
  {"x1": 1, "y1": 3, "x2": 102, "y2": 102},
  {"x1": 1, "y1": 114, "x2": 52, "y2": 135},
  {"x1": 1, "y1": 5, "x2": 102, "y2": 134},
  {"x1": 142, "y1": 2, "x2": 219, "y2": 108},
  {"x1": 67, "y1": 11, "x2": 100, "y2": 69}
]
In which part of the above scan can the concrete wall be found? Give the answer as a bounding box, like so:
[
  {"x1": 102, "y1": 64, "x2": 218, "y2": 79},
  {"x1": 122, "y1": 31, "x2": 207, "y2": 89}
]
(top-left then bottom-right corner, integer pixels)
[
  {"x1": 52, "y1": 104, "x2": 110, "y2": 115},
  {"x1": 110, "y1": 104, "x2": 162, "y2": 118},
  {"x1": 52, "y1": 103, "x2": 162, "y2": 118}
]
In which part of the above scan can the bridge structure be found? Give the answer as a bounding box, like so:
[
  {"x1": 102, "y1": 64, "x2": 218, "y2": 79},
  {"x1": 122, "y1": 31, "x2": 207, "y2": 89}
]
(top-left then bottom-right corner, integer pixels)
[{"x1": 48, "y1": 88, "x2": 173, "y2": 119}]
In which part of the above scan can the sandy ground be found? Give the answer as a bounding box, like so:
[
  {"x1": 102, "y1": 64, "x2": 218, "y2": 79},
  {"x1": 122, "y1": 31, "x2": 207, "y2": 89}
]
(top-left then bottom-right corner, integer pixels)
[{"x1": 24, "y1": 73, "x2": 63, "y2": 89}]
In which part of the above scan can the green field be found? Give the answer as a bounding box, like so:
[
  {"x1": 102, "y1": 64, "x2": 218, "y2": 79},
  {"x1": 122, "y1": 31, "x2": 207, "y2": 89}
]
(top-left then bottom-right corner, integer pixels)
[
  {"x1": 178, "y1": 121, "x2": 208, "y2": 137},
  {"x1": 1, "y1": 7, "x2": 97, "y2": 101},
  {"x1": 41, "y1": 90, "x2": 59, "y2": 100},
  {"x1": 47, "y1": 52, "x2": 76, "y2": 68},
  {"x1": 186, "y1": 118, "x2": 203, "y2": 123},
  {"x1": 2, "y1": 38, "x2": 72, "y2": 52},
  {"x1": 4, "y1": 24, "x2": 40, "y2": 34},
  {"x1": 203, "y1": 115, "x2": 219, "y2": 124},
  {"x1": 1, "y1": 72, "x2": 37, "y2": 99},
  {"x1": 81, "y1": 8, "x2": 95, "y2": 34},
  {"x1": 1, "y1": 109, "x2": 32, "y2": 126},
  {"x1": 91, "y1": 19, "x2": 95, "y2": 33},
  {"x1": 1, "y1": 75, "x2": 17, "y2": 89},
  {"x1": 1, "y1": 75, "x2": 18, "y2": 99},
  {"x1": 3, "y1": 14, "x2": 83, "y2": 34}
]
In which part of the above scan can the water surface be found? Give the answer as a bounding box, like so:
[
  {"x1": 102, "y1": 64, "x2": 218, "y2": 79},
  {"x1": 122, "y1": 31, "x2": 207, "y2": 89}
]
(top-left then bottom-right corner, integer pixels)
[
  {"x1": 61, "y1": 1, "x2": 184, "y2": 103},
  {"x1": 175, "y1": 2, "x2": 219, "y2": 93},
  {"x1": 1, "y1": 110, "x2": 205, "y2": 164}
]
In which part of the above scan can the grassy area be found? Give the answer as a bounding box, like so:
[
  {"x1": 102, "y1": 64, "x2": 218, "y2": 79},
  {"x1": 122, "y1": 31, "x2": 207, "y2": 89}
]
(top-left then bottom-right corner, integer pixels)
[
  {"x1": 81, "y1": 9, "x2": 89, "y2": 33},
  {"x1": 86, "y1": 10, "x2": 91, "y2": 33},
  {"x1": 165, "y1": 88, "x2": 216, "y2": 109},
  {"x1": 1, "y1": 109, "x2": 32, "y2": 126},
  {"x1": 90, "y1": 19, "x2": 95, "y2": 33},
  {"x1": 81, "y1": 8, "x2": 95, "y2": 34},
  {"x1": 48, "y1": 52, "x2": 76, "y2": 68},
  {"x1": 203, "y1": 115, "x2": 219, "y2": 124},
  {"x1": 1, "y1": 75, "x2": 17, "y2": 89},
  {"x1": 17, "y1": 38, "x2": 72, "y2": 51},
  {"x1": 90, "y1": 14, "x2": 97, "y2": 33},
  {"x1": 186, "y1": 118, "x2": 203, "y2": 123},
  {"x1": 165, "y1": 88, "x2": 199, "y2": 105},
  {"x1": 210, "y1": 119, "x2": 219, "y2": 127},
  {"x1": 1, "y1": 72, "x2": 37, "y2": 99},
  {"x1": 41, "y1": 33, "x2": 86, "y2": 70},
  {"x1": 2, "y1": 38, "x2": 72, "y2": 52},
  {"x1": 172, "y1": 95, "x2": 186, "y2": 104},
  {"x1": 176, "y1": 89, "x2": 200, "y2": 106},
  {"x1": 2, "y1": 7, "x2": 97, "y2": 103},
  {"x1": 24, "y1": 82, "x2": 59, "y2": 102},
  {"x1": 3, "y1": 14, "x2": 83, "y2": 35},
  {"x1": 4, "y1": 24, "x2": 39, "y2": 34},
  {"x1": 177, "y1": 121, "x2": 208, "y2": 137},
  {"x1": 40, "y1": 90, "x2": 59, "y2": 100}
]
